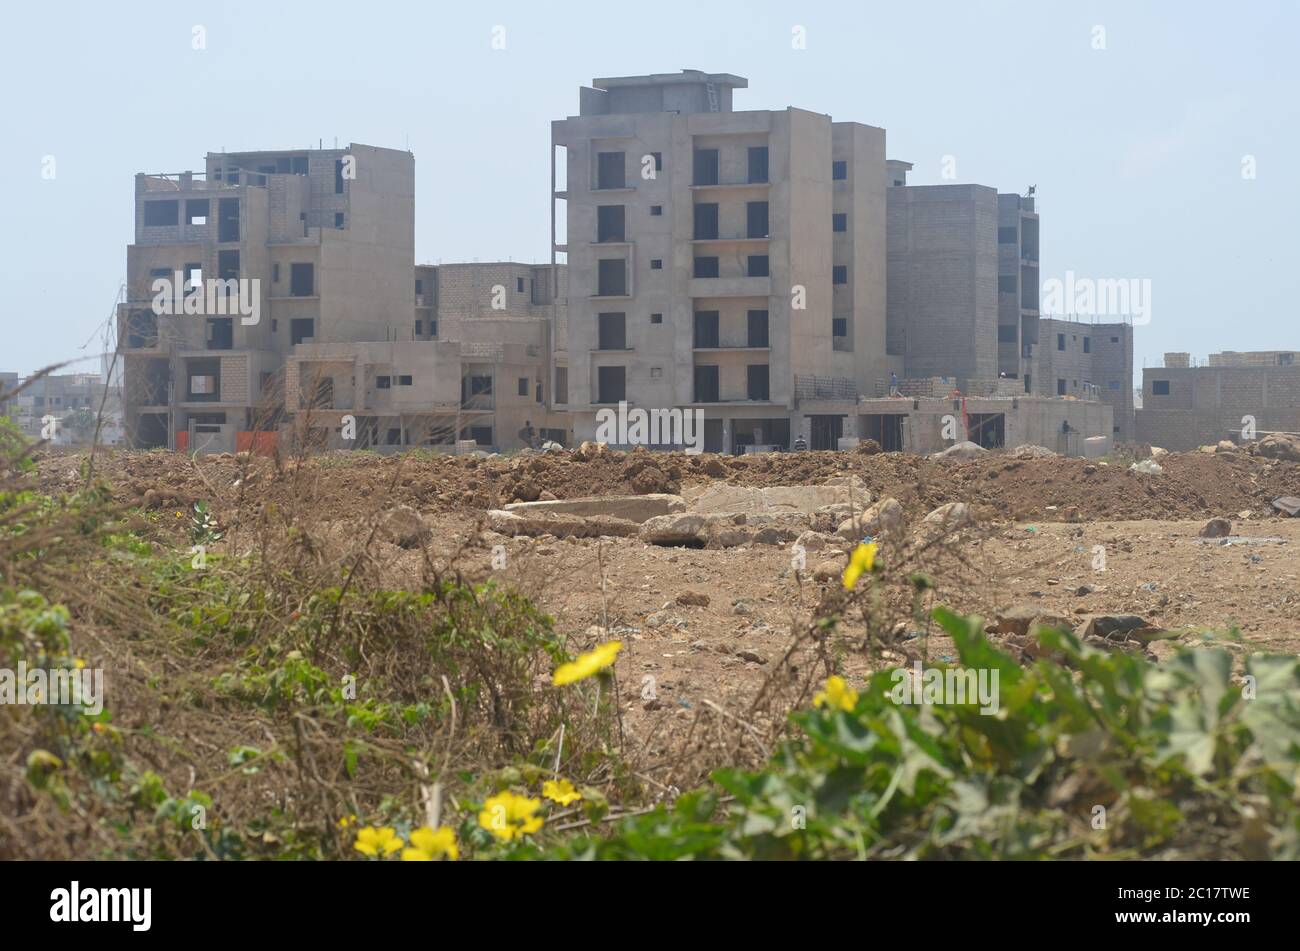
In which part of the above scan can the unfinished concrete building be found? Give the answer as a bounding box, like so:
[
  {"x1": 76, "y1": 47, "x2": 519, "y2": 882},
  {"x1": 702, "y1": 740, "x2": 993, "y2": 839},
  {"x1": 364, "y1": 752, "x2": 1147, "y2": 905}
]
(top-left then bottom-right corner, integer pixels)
[
  {"x1": 289, "y1": 261, "x2": 569, "y2": 450},
  {"x1": 1136, "y1": 350, "x2": 1300, "y2": 450},
  {"x1": 1026, "y1": 318, "x2": 1134, "y2": 443},
  {"x1": 118, "y1": 144, "x2": 567, "y2": 453},
  {"x1": 553, "y1": 70, "x2": 890, "y2": 451},
  {"x1": 119, "y1": 144, "x2": 415, "y2": 450}
]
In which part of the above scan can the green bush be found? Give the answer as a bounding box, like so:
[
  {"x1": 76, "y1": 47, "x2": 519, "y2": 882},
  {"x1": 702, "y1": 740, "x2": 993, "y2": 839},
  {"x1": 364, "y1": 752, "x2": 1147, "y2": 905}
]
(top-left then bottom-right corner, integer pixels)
[{"x1": 546, "y1": 608, "x2": 1300, "y2": 860}]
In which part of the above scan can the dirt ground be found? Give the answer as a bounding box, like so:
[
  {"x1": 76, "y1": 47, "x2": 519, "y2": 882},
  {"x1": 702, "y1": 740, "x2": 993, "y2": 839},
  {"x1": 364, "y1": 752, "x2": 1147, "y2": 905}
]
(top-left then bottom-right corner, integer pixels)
[{"x1": 38, "y1": 444, "x2": 1300, "y2": 760}]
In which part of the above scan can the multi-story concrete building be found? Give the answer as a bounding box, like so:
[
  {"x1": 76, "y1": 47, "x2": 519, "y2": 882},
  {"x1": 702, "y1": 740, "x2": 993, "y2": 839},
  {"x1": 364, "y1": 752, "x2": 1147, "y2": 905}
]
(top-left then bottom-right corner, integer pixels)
[
  {"x1": 118, "y1": 145, "x2": 566, "y2": 453},
  {"x1": 2, "y1": 372, "x2": 123, "y2": 444},
  {"x1": 552, "y1": 70, "x2": 890, "y2": 451},
  {"x1": 1026, "y1": 318, "x2": 1134, "y2": 443},
  {"x1": 288, "y1": 261, "x2": 569, "y2": 450},
  {"x1": 886, "y1": 179, "x2": 999, "y2": 386},
  {"x1": 1136, "y1": 350, "x2": 1300, "y2": 450}
]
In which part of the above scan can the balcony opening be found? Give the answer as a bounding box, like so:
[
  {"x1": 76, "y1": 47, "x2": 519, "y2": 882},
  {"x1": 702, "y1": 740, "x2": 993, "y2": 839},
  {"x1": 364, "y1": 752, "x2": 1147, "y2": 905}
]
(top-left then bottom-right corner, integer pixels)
[
  {"x1": 598, "y1": 313, "x2": 627, "y2": 350},
  {"x1": 596, "y1": 151, "x2": 626, "y2": 189},
  {"x1": 747, "y1": 364, "x2": 770, "y2": 401},
  {"x1": 143, "y1": 200, "x2": 178, "y2": 227},
  {"x1": 694, "y1": 203, "x2": 719, "y2": 240},
  {"x1": 693, "y1": 365, "x2": 719, "y2": 403},
  {"x1": 747, "y1": 255, "x2": 769, "y2": 277},
  {"x1": 694, "y1": 256, "x2": 719, "y2": 279},
  {"x1": 554, "y1": 366, "x2": 568, "y2": 404},
  {"x1": 693, "y1": 149, "x2": 719, "y2": 186},
  {"x1": 747, "y1": 146, "x2": 769, "y2": 184},
  {"x1": 185, "y1": 199, "x2": 209, "y2": 226},
  {"x1": 809, "y1": 415, "x2": 843, "y2": 450},
  {"x1": 747, "y1": 310, "x2": 769, "y2": 348},
  {"x1": 694, "y1": 311, "x2": 720, "y2": 348},
  {"x1": 290, "y1": 263, "x2": 315, "y2": 297},
  {"x1": 206, "y1": 317, "x2": 233, "y2": 351},
  {"x1": 746, "y1": 201, "x2": 769, "y2": 238},
  {"x1": 597, "y1": 366, "x2": 626, "y2": 404},
  {"x1": 597, "y1": 205, "x2": 625, "y2": 242},
  {"x1": 596, "y1": 259, "x2": 626, "y2": 296},
  {"x1": 290, "y1": 318, "x2": 315, "y2": 345},
  {"x1": 217, "y1": 198, "x2": 240, "y2": 242}
]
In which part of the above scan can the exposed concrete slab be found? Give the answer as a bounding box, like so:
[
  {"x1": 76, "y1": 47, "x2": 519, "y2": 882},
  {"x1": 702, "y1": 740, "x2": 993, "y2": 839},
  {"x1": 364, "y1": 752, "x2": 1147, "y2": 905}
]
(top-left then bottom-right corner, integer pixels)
[
  {"x1": 686, "y1": 480, "x2": 869, "y2": 515},
  {"x1": 504, "y1": 493, "x2": 685, "y2": 523}
]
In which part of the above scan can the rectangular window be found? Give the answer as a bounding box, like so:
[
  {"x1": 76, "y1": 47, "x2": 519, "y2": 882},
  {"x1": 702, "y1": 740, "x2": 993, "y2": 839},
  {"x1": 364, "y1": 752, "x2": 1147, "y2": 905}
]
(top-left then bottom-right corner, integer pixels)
[
  {"x1": 399, "y1": 375, "x2": 413, "y2": 386},
  {"x1": 997, "y1": 325, "x2": 1017, "y2": 342},
  {"x1": 596, "y1": 151, "x2": 625, "y2": 189},
  {"x1": 217, "y1": 250, "x2": 239, "y2": 280},
  {"x1": 832, "y1": 160, "x2": 847, "y2": 181},
  {"x1": 747, "y1": 364, "x2": 770, "y2": 401},
  {"x1": 334, "y1": 159, "x2": 346, "y2": 194},
  {"x1": 143, "y1": 200, "x2": 178, "y2": 226},
  {"x1": 1083, "y1": 336, "x2": 1091, "y2": 353},
  {"x1": 517, "y1": 277, "x2": 525, "y2": 293},
  {"x1": 748, "y1": 146, "x2": 769, "y2": 183},
  {"x1": 694, "y1": 311, "x2": 720, "y2": 349},
  {"x1": 218, "y1": 198, "x2": 240, "y2": 242},
  {"x1": 999, "y1": 275, "x2": 1017, "y2": 293},
  {"x1": 746, "y1": 201, "x2": 769, "y2": 238},
  {"x1": 832, "y1": 213, "x2": 847, "y2": 232},
  {"x1": 376, "y1": 376, "x2": 391, "y2": 389},
  {"x1": 694, "y1": 365, "x2": 720, "y2": 403},
  {"x1": 1057, "y1": 379, "x2": 1067, "y2": 395},
  {"x1": 998, "y1": 227, "x2": 1018, "y2": 243},
  {"x1": 290, "y1": 318, "x2": 314, "y2": 345},
  {"x1": 272, "y1": 263, "x2": 280, "y2": 283},
  {"x1": 1108, "y1": 380, "x2": 1120, "y2": 390},
  {"x1": 335, "y1": 212, "x2": 344, "y2": 229},
  {"x1": 415, "y1": 320, "x2": 423, "y2": 336},
  {"x1": 747, "y1": 310, "x2": 769, "y2": 348},
  {"x1": 651, "y1": 152, "x2": 663, "y2": 172},
  {"x1": 694, "y1": 256, "x2": 719, "y2": 278},
  {"x1": 597, "y1": 366, "x2": 626, "y2": 404},
  {"x1": 832, "y1": 265, "x2": 847, "y2": 285},
  {"x1": 693, "y1": 149, "x2": 719, "y2": 186},
  {"x1": 1152, "y1": 380, "x2": 1171, "y2": 395},
  {"x1": 598, "y1": 313, "x2": 627, "y2": 350},
  {"x1": 415, "y1": 279, "x2": 423, "y2": 295},
  {"x1": 518, "y1": 377, "x2": 529, "y2": 396},
  {"x1": 650, "y1": 205, "x2": 663, "y2": 216},
  {"x1": 747, "y1": 255, "x2": 769, "y2": 277},
  {"x1": 597, "y1": 259, "x2": 626, "y2": 296},
  {"x1": 694, "y1": 203, "x2": 719, "y2": 240},
  {"x1": 185, "y1": 199, "x2": 209, "y2": 225},
  {"x1": 555, "y1": 366, "x2": 568, "y2": 403},
  {"x1": 597, "y1": 205, "x2": 625, "y2": 242},
  {"x1": 650, "y1": 259, "x2": 663, "y2": 270},
  {"x1": 832, "y1": 317, "x2": 847, "y2": 337},
  {"x1": 1057, "y1": 333, "x2": 1066, "y2": 351},
  {"x1": 290, "y1": 263, "x2": 314, "y2": 297},
  {"x1": 650, "y1": 313, "x2": 663, "y2": 324},
  {"x1": 430, "y1": 320, "x2": 438, "y2": 337}
]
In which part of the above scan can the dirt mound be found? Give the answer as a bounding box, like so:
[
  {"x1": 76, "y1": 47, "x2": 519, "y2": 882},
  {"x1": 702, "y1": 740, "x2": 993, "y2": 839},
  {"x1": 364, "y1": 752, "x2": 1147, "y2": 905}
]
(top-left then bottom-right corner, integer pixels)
[{"x1": 37, "y1": 445, "x2": 1300, "y2": 529}]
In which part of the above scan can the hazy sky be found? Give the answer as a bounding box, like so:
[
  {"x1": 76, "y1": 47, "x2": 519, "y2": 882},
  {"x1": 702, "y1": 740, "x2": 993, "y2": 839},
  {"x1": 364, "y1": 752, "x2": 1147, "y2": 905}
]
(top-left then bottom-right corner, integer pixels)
[{"x1": 4, "y1": 0, "x2": 1296, "y2": 379}]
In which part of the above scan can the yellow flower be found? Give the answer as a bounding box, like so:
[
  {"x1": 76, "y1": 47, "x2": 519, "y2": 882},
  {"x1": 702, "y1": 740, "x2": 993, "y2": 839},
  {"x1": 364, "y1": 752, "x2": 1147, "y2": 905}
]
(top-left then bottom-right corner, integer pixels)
[
  {"x1": 542, "y1": 779, "x2": 583, "y2": 806},
  {"x1": 842, "y1": 542, "x2": 878, "y2": 590},
  {"x1": 353, "y1": 825, "x2": 403, "y2": 857},
  {"x1": 813, "y1": 675, "x2": 859, "y2": 712},
  {"x1": 401, "y1": 825, "x2": 458, "y2": 861},
  {"x1": 552, "y1": 640, "x2": 622, "y2": 686},
  {"x1": 478, "y1": 791, "x2": 544, "y2": 842},
  {"x1": 73, "y1": 658, "x2": 86, "y2": 669},
  {"x1": 337, "y1": 814, "x2": 357, "y2": 830}
]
